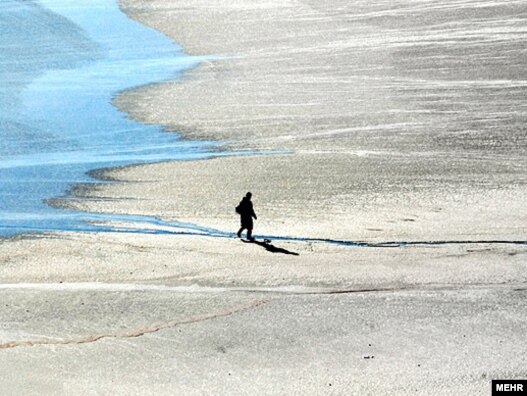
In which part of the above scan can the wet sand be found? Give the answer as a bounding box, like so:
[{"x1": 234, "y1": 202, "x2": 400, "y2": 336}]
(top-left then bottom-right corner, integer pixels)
[{"x1": 1, "y1": 0, "x2": 527, "y2": 394}]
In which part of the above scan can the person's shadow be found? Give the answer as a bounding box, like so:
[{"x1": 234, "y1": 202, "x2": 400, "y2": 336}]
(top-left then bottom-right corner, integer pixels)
[{"x1": 241, "y1": 239, "x2": 299, "y2": 256}]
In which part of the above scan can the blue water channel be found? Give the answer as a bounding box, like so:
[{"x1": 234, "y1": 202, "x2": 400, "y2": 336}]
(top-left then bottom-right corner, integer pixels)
[{"x1": 0, "y1": 0, "x2": 225, "y2": 236}]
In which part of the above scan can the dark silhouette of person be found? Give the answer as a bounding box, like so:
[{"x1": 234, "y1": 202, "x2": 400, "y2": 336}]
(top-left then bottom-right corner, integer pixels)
[{"x1": 236, "y1": 192, "x2": 257, "y2": 240}]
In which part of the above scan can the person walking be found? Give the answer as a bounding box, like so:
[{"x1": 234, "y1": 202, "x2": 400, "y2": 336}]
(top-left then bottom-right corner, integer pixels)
[{"x1": 236, "y1": 192, "x2": 257, "y2": 241}]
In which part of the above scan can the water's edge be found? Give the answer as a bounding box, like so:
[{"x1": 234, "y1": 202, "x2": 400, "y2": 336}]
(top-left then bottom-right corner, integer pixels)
[{"x1": 0, "y1": 0, "x2": 249, "y2": 238}]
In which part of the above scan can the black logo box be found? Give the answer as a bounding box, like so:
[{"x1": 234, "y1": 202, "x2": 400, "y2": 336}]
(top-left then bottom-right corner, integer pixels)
[{"x1": 492, "y1": 380, "x2": 527, "y2": 395}]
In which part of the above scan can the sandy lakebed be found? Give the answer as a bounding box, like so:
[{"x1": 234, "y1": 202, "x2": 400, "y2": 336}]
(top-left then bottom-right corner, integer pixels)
[{"x1": 1, "y1": 0, "x2": 526, "y2": 395}]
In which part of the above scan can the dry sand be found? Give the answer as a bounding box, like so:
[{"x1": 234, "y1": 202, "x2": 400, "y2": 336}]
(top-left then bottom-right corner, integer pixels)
[
  {"x1": 103, "y1": 0, "x2": 527, "y2": 243},
  {"x1": 1, "y1": 0, "x2": 526, "y2": 394},
  {"x1": 61, "y1": 154, "x2": 527, "y2": 243},
  {"x1": 116, "y1": 0, "x2": 527, "y2": 153},
  {"x1": 0, "y1": 232, "x2": 526, "y2": 395},
  {"x1": 1, "y1": 282, "x2": 526, "y2": 395},
  {"x1": 1, "y1": 232, "x2": 526, "y2": 287}
]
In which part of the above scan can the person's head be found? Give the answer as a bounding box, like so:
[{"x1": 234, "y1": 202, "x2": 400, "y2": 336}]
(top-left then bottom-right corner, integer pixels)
[{"x1": 246, "y1": 192, "x2": 252, "y2": 199}]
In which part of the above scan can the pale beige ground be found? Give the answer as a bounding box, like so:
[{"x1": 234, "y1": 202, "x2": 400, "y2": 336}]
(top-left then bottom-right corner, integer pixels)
[
  {"x1": 1, "y1": 1, "x2": 526, "y2": 394},
  {"x1": 1, "y1": 231, "x2": 526, "y2": 395},
  {"x1": 1, "y1": 281, "x2": 526, "y2": 395},
  {"x1": 61, "y1": 154, "x2": 527, "y2": 242},
  {"x1": 106, "y1": 0, "x2": 527, "y2": 242},
  {"x1": 116, "y1": 0, "x2": 527, "y2": 153},
  {"x1": 1, "y1": 232, "x2": 526, "y2": 287}
]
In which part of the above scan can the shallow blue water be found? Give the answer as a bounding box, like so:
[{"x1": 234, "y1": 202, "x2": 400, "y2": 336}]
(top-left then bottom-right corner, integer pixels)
[{"x1": 0, "y1": 0, "x2": 221, "y2": 236}]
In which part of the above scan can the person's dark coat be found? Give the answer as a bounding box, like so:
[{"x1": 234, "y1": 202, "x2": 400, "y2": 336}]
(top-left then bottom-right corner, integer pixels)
[{"x1": 238, "y1": 197, "x2": 257, "y2": 229}]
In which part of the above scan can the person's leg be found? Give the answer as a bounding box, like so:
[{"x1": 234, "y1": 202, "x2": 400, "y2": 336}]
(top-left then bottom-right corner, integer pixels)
[
  {"x1": 237, "y1": 227, "x2": 245, "y2": 238},
  {"x1": 247, "y1": 227, "x2": 254, "y2": 241}
]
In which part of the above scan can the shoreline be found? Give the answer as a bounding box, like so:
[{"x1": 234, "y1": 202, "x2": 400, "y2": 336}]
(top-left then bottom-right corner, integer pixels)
[
  {"x1": 0, "y1": 0, "x2": 223, "y2": 238},
  {"x1": 14, "y1": 0, "x2": 522, "y2": 246},
  {"x1": 1, "y1": 1, "x2": 526, "y2": 394},
  {"x1": 36, "y1": 0, "x2": 525, "y2": 265},
  {"x1": 1, "y1": 0, "x2": 524, "y2": 289},
  {"x1": 0, "y1": 0, "x2": 522, "y2": 305}
]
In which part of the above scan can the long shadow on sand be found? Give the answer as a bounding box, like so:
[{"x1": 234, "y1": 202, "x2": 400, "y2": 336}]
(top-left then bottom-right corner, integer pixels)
[{"x1": 242, "y1": 239, "x2": 300, "y2": 256}]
